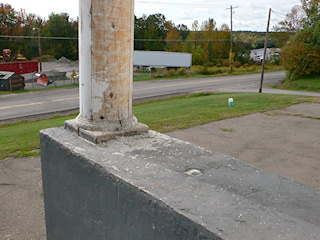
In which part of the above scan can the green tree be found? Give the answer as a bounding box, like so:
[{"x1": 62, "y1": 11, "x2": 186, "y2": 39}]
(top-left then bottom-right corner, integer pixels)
[
  {"x1": 165, "y1": 27, "x2": 181, "y2": 52},
  {"x1": 281, "y1": 0, "x2": 320, "y2": 79},
  {"x1": 176, "y1": 24, "x2": 190, "y2": 40},
  {"x1": 42, "y1": 13, "x2": 78, "y2": 60},
  {"x1": 145, "y1": 24, "x2": 164, "y2": 51},
  {"x1": 134, "y1": 14, "x2": 170, "y2": 51},
  {"x1": 192, "y1": 45, "x2": 205, "y2": 65}
]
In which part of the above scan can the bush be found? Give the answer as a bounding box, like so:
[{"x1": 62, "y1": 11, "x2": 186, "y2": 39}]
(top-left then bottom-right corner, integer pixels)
[
  {"x1": 33, "y1": 55, "x2": 56, "y2": 62},
  {"x1": 211, "y1": 69, "x2": 223, "y2": 74},
  {"x1": 199, "y1": 66, "x2": 211, "y2": 75},
  {"x1": 152, "y1": 68, "x2": 167, "y2": 78},
  {"x1": 234, "y1": 61, "x2": 241, "y2": 68},
  {"x1": 204, "y1": 62, "x2": 215, "y2": 68},
  {"x1": 189, "y1": 65, "x2": 202, "y2": 75},
  {"x1": 176, "y1": 68, "x2": 187, "y2": 76},
  {"x1": 215, "y1": 59, "x2": 222, "y2": 67},
  {"x1": 222, "y1": 59, "x2": 229, "y2": 67}
]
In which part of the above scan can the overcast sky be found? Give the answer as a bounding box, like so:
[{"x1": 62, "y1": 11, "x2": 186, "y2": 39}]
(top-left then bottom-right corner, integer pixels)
[{"x1": 4, "y1": 0, "x2": 302, "y2": 31}]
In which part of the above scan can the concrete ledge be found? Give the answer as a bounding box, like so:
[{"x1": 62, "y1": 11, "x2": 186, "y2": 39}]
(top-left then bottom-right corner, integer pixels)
[
  {"x1": 40, "y1": 127, "x2": 320, "y2": 239},
  {"x1": 65, "y1": 119, "x2": 149, "y2": 144}
]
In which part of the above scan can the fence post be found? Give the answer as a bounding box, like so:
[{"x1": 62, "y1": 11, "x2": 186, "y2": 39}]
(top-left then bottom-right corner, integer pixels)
[{"x1": 32, "y1": 73, "x2": 34, "y2": 89}]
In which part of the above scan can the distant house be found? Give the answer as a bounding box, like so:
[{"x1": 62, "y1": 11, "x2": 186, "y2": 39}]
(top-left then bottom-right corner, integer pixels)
[{"x1": 250, "y1": 48, "x2": 281, "y2": 62}]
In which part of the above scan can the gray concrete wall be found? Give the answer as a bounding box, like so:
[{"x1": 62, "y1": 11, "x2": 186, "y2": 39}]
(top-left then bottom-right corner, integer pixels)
[
  {"x1": 40, "y1": 129, "x2": 219, "y2": 240},
  {"x1": 40, "y1": 127, "x2": 320, "y2": 240}
]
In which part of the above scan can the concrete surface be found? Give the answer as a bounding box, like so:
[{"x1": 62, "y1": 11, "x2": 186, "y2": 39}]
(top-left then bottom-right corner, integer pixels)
[
  {"x1": 1, "y1": 102, "x2": 320, "y2": 239},
  {"x1": 40, "y1": 127, "x2": 320, "y2": 239},
  {"x1": 168, "y1": 102, "x2": 320, "y2": 190},
  {"x1": 0, "y1": 157, "x2": 46, "y2": 240}
]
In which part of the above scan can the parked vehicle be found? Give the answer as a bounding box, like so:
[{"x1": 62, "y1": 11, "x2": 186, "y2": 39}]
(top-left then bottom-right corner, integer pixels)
[
  {"x1": 1, "y1": 49, "x2": 12, "y2": 62},
  {"x1": 134, "y1": 51, "x2": 192, "y2": 69}
]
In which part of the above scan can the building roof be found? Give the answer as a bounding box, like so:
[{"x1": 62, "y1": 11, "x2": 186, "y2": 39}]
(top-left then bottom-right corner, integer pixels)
[{"x1": 0, "y1": 71, "x2": 16, "y2": 80}]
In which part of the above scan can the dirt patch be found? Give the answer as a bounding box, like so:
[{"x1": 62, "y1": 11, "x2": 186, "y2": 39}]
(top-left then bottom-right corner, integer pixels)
[{"x1": 57, "y1": 56, "x2": 71, "y2": 64}]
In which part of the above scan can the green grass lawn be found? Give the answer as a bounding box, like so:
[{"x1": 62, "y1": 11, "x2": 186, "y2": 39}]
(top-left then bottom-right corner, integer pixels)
[
  {"x1": 0, "y1": 92, "x2": 316, "y2": 161},
  {"x1": 274, "y1": 75, "x2": 320, "y2": 92}
]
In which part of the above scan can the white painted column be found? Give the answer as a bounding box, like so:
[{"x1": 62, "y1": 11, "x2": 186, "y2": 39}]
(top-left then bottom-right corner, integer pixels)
[
  {"x1": 66, "y1": 0, "x2": 148, "y2": 143},
  {"x1": 77, "y1": 0, "x2": 137, "y2": 131}
]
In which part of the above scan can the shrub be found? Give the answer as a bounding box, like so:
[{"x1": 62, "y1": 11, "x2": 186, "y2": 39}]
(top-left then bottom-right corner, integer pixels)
[
  {"x1": 34, "y1": 55, "x2": 56, "y2": 62},
  {"x1": 234, "y1": 61, "x2": 241, "y2": 68},
  {"x1": 204, "y1": 62, "x2": 215, "y2": 68},
  {"x1": 199, "y1": 66, "x2": 211, "y2": 75},
  {"x1": 222, "y1": 59, "x2": 229, "y2": 67},
  {"x1": 176, "y1": 68, "x2": 187, "y2": 76}
]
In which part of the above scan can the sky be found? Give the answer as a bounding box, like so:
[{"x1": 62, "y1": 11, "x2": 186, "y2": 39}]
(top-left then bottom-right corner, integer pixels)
[{"x1": 4, "y1": 0, "x2": 302, "y2": 31}]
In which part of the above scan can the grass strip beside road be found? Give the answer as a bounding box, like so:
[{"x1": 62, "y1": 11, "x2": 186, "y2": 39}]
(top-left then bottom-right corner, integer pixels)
[
  {"x1": 134, "y1": 65, "x2": 284, "y2": 82},
  {"x1": 0, "y1": 93, "x2": 317, "y2": 161},
  {"x1": 274, "y1": 76, "x2": 320, "y2": 92}
]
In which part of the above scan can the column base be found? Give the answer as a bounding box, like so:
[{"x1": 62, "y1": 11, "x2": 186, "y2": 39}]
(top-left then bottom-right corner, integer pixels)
[{"x1": 65, "y1": 119, "x2": 149, "y2": 144}]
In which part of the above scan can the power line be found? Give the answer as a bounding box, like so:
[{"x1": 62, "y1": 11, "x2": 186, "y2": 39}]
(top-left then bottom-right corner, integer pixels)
[
  {"x1": 135, "y1": 39, "x2": 229, "y2": 42},
  {"x1": 0, "y1": 35, "x2": 230, "y2": 42},
  {"x1": 0, "y1": 35, "x2": 77, "y2": 40},
  {"x1": 135, "y1": 1, "x2": 226, "y2": 7},
  {"x1": 271, "y1": 10, "x2": 287, "y2": 19},
  {"x1": 271, "y1": 10, "x2": 287, "y2": 17},
  {"x1": 0, "y1": 35, "x2": 286, "y2": 44}
]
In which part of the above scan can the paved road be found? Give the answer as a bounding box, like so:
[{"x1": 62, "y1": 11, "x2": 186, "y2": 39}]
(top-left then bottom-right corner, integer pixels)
[
  {"x1": 133, "y1": 71, "x2": 285, "y2": 99},
  {"x1": 2, "y1": 71, "x2": 318, "y2": 124}
]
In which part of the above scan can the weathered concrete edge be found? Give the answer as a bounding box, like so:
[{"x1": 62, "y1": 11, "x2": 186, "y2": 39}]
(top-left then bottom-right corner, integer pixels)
[
  {"x1": 40, "y1": 128, "x2": 221, "y2": 240},
  {"x1": 40, "y1": 127, "x2": 320, "y2": 239}
]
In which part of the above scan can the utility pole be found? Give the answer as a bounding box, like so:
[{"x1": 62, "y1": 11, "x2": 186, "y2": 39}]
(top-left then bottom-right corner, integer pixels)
[
  {"x1": 259, "y1": 8, "x2": 272, "y2": 93},
  {"x1": 38, "y1": 27, "x2": 42, "y2": 72},
  {"x1": 227, "y1": 5, "x2": 238, "y2": 73},
  {"x1": 33, "y1": 27, "x2": 42, "y2": 72}
]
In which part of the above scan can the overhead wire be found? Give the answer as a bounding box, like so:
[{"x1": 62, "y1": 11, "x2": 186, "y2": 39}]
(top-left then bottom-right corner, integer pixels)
[
  {"x1": 271, "y1": 10, "x2": 287, "y2": 18},
  {"x1": 0, "y1": 35, "x2": 231, "y2": 42},
  {"x1": 0, "y1": 35, "x2": 77, "y2": 40},
  {"x1": 135, "y1": 1, "x2": 226, "y2": 8},
  {"x1": 135, "y1": 39, "x2": 229, "y2": 42}
]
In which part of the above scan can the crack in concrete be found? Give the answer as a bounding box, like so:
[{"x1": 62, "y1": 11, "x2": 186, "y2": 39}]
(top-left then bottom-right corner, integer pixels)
[{"x1": 263, "y1": 112, "x2": 320, "y2": 120}]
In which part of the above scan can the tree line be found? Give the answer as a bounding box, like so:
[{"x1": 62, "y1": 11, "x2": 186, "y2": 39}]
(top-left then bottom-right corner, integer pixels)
[
  {"x1": 1, "y1": 2, "x2": 302, "y2": 68},
  {"x1": 6, "y1": 0, "x2": 320, "y2": 74},
  {"x1": 0, "y1": 4, "x2": 78, "y2": 61}
]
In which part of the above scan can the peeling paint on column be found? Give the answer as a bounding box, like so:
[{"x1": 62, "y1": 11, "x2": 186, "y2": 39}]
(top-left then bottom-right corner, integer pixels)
[
  {"x1": 65, "y1": 0, "x2": 148, "y2": 143},
  {"x1": 90, "y1": 0, "x2": 133, "y2": 122}
]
